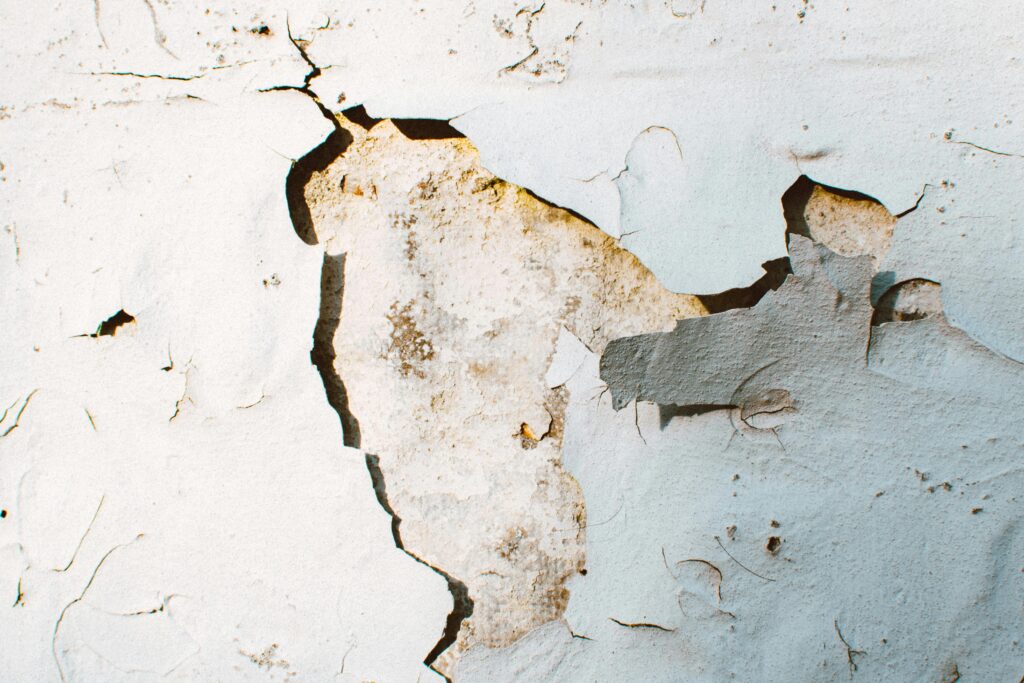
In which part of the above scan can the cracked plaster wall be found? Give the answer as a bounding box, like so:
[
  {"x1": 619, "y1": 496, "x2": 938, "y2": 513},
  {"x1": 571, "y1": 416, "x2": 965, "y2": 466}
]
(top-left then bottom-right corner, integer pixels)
[{"x1": 2, "y1": 1, "x2": 1023, "y2": 681}]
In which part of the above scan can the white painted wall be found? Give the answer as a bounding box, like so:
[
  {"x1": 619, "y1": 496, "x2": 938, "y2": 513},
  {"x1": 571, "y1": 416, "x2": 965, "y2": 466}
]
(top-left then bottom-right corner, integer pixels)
[{"x1": 1, "y1": 2, "x2": 1021, "y2": 680}]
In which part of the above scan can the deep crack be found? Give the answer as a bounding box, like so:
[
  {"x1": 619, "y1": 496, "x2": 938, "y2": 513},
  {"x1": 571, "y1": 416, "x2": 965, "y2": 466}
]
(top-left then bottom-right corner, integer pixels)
[
  {"x1": 364, "y1": 453, "x2": 474, "y2": 671},
  {"x1": 285, "y1": 81, "x2": 473, "y2": 675}
]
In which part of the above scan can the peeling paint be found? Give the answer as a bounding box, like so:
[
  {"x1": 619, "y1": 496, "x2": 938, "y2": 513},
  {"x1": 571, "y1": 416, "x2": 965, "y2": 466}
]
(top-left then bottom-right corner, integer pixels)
[
  {"x1": 303, "y1": 114, "x2": 704, "y2": 672},
  {"x1": 3, "y1": 2, "x2": 1023, "y2": 681}
]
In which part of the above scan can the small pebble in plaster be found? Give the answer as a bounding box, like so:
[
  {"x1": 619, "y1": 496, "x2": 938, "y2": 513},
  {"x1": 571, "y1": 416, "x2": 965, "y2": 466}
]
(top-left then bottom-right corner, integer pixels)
[
  {"x1": 770, "y1": 520, "x2": 780, "y2": 528},
  {"x1": 519, "y1": 422, "x2": 542, "y2": 449},
  {"x1": 0, "y1": 509, "x2": 6, "y2": 518},
  {"x1": 262, "y1": 273, "x2": 281, "y2": 287}
]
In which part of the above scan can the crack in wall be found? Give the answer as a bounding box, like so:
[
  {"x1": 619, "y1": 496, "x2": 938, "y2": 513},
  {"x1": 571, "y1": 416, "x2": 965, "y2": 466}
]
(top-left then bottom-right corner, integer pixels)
[
  {"x1": 52, "y1": 535, "x2": 144, "y2": 682},
  {"x1": 284, "y1": 82, "x2": 472, "y2": 674},
  {"x1": 0, "y1": 390, "x2": 37, "y2": 438}
]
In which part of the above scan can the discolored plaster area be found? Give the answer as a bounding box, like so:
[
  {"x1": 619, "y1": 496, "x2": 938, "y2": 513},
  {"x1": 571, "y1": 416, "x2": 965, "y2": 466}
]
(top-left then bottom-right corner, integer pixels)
[
  {"x1": 782, "y1": 177, "x2": 897, "y2": 261},
  {"x1": 303, "y1": 114, "x2": 705, "y2": 672}
]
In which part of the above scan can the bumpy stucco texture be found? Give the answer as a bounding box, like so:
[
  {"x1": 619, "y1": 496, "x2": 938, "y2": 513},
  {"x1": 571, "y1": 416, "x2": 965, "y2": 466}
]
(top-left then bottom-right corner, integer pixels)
[
  {"x1": 2, "y1": 1, "x2": 1023, "y2": 681},
  {"x1": 460, "y1": 237, "x2": 1024, "y2": 682}
]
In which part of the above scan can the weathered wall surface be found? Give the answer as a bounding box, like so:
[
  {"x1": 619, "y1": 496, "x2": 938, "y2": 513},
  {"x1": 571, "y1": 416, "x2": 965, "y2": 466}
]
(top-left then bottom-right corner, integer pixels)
[{"x1": 1, "y1": 1, "x2": 1022, "y2": 681}]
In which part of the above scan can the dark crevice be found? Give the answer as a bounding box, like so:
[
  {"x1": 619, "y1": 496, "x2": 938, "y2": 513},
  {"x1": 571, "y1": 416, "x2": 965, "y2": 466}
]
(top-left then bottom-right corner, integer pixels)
[
  {"x1": 698, "y1": 172, "x2": 885, "y2": 314},
  {"x1": 90, "y1": 309, "x2": 135, "y2": 337},
  {"x1": 340, "y1": 105, "x2": 465, "y2": 141},
  {"x1": 697, "y1": 258, "x2": 791, "y2": 314},
  {"x1": 286, "y1": 84, "x2": 471, "y2": 675},
  {"x1": 393, "y1": 118, "x2": 464, "y2": 140},
  {"x1": 658, "y1": 403, "x2": 736, "y2": 429},
  {"x1": 780, "y1": 175, "x2": 816, "y2": 239},
  {"x1": 282, "y1": 22, "x2": 352, "y2": 246},
  {"x1": 365, "y1": 454, "x2": 474, "y2": 671},
  {"x1": 286, "y1": 126, "x2": 353, "y2": 246},
  {"x1": 871, "y1": 278, "x2": 942, "y2": 326},
  {"x1": 608, "y1": 617, "x2": 675, "y2": 632},
  {"x1": 310, "y1": 253, "x2": 361, "y2": 447},
  {"x1": 524, "y1": 187, "x2": 601, "y2": 231},
  {"x1": 285, "y1": 19, "x2": 320, "y2": 89}
]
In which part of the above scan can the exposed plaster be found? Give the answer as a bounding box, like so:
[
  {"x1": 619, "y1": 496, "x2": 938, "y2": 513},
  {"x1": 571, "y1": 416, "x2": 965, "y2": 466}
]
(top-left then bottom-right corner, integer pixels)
[
  {"x1": 299, "y1": 112, "x2": 705, "y2": 673},
  {"x1": 2, "y1": 3, "x2": 1023, "y2": 681}
]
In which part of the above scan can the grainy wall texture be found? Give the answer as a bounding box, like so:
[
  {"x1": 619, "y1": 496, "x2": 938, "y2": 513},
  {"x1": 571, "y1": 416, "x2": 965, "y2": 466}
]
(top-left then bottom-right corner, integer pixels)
[{"x1": 1, "y1": 2, "x2": 1022, "y2": 681}]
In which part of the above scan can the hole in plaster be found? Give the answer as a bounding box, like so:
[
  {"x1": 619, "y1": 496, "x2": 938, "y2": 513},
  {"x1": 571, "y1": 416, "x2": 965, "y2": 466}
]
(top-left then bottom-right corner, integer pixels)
[
  {"x1": 765, "y1": 536, "x2": 781, "y2": 554},
  {"x1": 695, "y1": 174, "x2": 896, "y2": 315},
  {"x1": 297, "y1": 108, "x2": 705, "y2": 672},
  {"x1": 871, "y1": 278, "x2": 942, "y2": 325},
  {"x1": 90, "y1": 309, "x2": 135, "y2": 337},
  {"x1": 341, "y1": 105, "x2": 383, "y2": 131}
]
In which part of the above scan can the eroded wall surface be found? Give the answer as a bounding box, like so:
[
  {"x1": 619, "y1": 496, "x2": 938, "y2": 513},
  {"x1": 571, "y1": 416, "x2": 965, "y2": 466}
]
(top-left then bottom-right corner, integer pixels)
[{"x1": 1, "y1": 1, "x2": 1022, "y2": 681}]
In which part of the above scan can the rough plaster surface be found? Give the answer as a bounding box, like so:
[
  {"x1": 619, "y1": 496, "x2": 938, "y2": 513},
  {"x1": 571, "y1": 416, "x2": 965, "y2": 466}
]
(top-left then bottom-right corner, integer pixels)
[
  {"x1": 459, "y1": 237, "x2": 1024, "y2": 682},
  {"x1": 303, "y1": 116, "x2": 705, "y2": 672},
  {"x1": 2, "y1": 1, "x2": 1023, "y2": 681}
]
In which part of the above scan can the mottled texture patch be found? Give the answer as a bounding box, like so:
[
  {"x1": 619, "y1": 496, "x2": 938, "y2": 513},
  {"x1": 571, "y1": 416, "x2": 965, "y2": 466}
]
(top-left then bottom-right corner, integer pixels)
[{"x1": 385, "y1": 300, "x2": 435, "y2": 378}]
